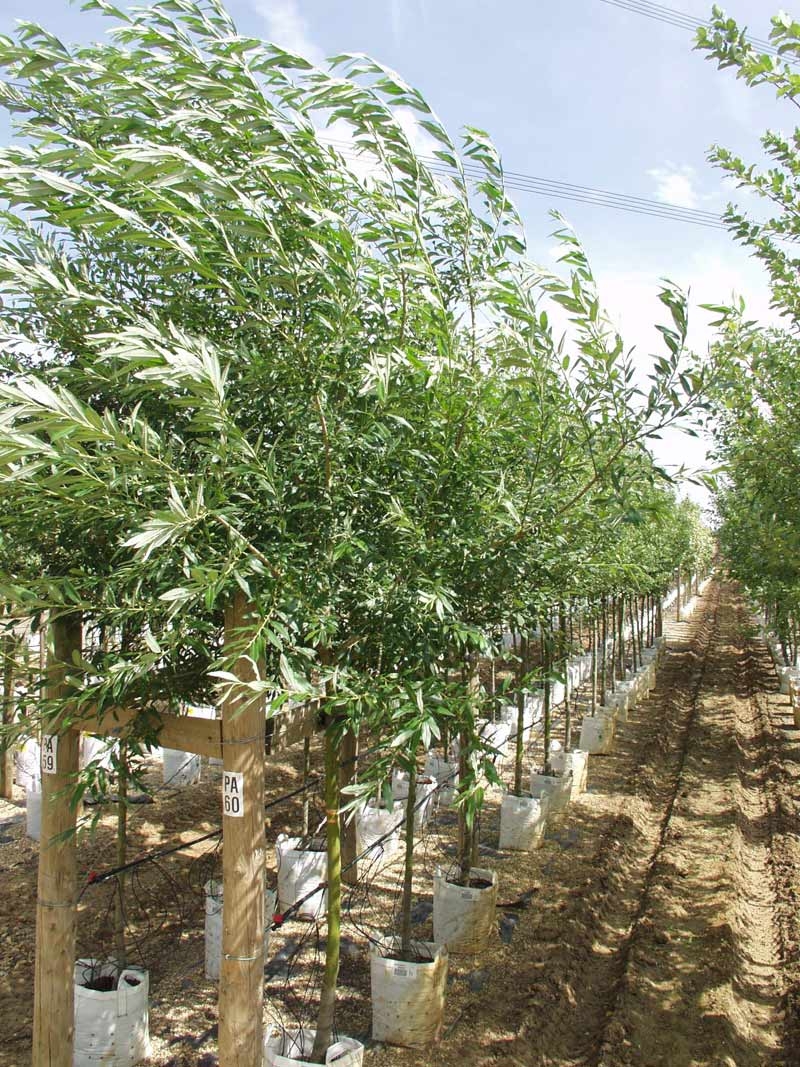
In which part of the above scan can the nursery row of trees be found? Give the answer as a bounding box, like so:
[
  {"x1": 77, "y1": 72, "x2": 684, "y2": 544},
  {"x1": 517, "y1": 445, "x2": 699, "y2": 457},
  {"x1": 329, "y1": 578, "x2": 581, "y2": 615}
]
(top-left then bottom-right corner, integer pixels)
[
  {"x1": 696, "y1": 8, "x2": 800, "y2": 661},
  {"x1": 0, "y1": 1, "x2": 715, "y2": 1064}
]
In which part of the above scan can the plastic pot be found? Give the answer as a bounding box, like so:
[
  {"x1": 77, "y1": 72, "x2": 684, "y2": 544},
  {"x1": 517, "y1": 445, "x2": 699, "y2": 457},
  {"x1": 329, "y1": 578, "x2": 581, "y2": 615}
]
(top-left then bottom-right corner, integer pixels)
[
  {"x1": 433, "y1": 866, "x2": 497, "y2": 954},
  {"x1": 529, "y1": 770, "x2": 573, "y2": 813},
  {"x1": 422, "y1": 755, "x2": 459, "y2": 806},
  {"x1": 161, "y1": 749, "x2": 201, "y2": 787},
  {"x1": 73, "y1": 958, "x2": 150, "y2": 1067},
  {"x1": 370, "y1": 938, "x2": 448, "y2": 1047},
  {"x1": 355, "y1": 800, "x2": 403, "y2": 868},
  {"x1": 275, "y1": 835, "x2": 327, "y2": 919},
  {"x1": 264, "y1": 1027, "x2": 363, "y2": 1067},
  {"x1": 205, "y1": 880, "x2": 277, "y2": 980},
  {"x1": 579, "y1": 715, "x2": 613, "y2": 755},
  {"x1": 81, "y1": 736, "x2": 117, "y2": 771},
  {"x1": 499, "y1": 792, "x2": 547, "y2": 851},
  {"x1": 392, "y1": 772, "x2": 437, "y2": 830}
]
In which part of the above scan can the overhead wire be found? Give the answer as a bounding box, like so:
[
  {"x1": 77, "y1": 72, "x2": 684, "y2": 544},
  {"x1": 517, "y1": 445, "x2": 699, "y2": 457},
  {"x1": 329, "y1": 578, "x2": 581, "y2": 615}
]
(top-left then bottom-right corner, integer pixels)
[
  {"x1": 325, "y1": 137, "x2": 730, "y2": 231},
  {"x1": 596, "y1": 0, "x2": 786, "y2": 59}
]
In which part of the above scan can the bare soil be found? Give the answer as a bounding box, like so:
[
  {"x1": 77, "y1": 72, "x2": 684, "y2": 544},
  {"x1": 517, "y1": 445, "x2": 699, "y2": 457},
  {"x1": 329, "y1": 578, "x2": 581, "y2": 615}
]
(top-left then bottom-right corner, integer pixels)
[{"x1": 1, "y1": 581, "x2": 799, "y2": 1067}]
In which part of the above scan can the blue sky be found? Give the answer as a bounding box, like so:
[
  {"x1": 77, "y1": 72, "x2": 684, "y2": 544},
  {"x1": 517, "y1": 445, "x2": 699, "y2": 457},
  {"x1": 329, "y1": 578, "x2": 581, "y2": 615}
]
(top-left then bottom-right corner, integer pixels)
[{"x1": 0, "y1": 0, "x2": 789, "y2": 495}]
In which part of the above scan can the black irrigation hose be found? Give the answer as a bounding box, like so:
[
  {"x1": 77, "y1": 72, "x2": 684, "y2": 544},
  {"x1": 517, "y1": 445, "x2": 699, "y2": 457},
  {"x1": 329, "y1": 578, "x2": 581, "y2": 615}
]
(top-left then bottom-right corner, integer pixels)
[
  {"x1": 82, "y1": 734, "x2": 444, "y2": 887},
  {"x1": 85, "y1": 773, "x2": 326, "y2": 887}
]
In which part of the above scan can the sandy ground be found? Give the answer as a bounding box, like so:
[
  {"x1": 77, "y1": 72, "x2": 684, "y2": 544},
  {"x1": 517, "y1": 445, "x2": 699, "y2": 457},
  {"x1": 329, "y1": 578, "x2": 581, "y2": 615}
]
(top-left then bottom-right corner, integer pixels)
[{"x1": 1, "y1": 581, "x2": 798, "y2": 1067}]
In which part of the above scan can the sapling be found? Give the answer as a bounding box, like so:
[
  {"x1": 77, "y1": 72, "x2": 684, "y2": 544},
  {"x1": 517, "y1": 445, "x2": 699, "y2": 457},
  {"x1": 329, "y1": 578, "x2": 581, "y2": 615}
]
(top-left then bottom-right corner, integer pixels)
[
  {"x1": 541, "y1": 631, "x2": 552, "y2": 776},
  {"x1": 114, "y1": 741, "x2": 128, "y2": 973},
  {"x1": 310, "y1": 726, "x2": 342, "y2": 1063},
  {"x1": 512, "y1": 632, "x2": 528, "y2": 796},
  {"x1": 399, "y1": 757, "x2": 417, "y2": 961}
]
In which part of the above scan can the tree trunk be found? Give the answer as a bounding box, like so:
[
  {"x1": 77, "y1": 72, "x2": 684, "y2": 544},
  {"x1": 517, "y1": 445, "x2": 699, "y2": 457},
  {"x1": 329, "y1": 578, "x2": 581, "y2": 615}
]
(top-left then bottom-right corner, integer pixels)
[
  {"x1": 302, "y1": 737, "x2": 311, "y2": 838},
  {"x1": 542, "y1": 633, "x2": 552, "y2": 774},
  {"x1": 513, "y1": 634, "x2": 526, "y2": 796},
  {"x1": 0, "y1": 628, "x2": 16, "y2": 799},
  {"x1": 399, "y1": 760, "x2": 417, "y2": 959},
  {"x1": 560, "y1": 606, "x2": 571, "y2": 751},
  {"x1": 457, "y1": 728, "x2": 471, "y2": 886},
  {"x1": 311, "y1": 729, "x2": 342, "y2": 1062},
  {"x1": 114, "y1": 742, "x2": 128, "y2": 972}
]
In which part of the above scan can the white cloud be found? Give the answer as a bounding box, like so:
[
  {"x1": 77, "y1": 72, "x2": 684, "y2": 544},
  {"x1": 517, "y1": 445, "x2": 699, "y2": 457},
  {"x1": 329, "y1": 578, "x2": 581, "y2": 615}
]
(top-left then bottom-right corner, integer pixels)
[
  {"x1": 250, "y1": 0, "x2": 324, "y2": 65},
  {"x1": 647, "y1": 163, "x2": 703, "y2": 209}
]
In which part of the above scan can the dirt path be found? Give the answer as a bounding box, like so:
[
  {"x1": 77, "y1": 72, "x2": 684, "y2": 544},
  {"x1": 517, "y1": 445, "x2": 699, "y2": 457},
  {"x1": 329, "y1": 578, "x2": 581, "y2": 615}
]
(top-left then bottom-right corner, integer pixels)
[{"x1": 376, "y1": 581, "x2": 800, "y2": 1067}]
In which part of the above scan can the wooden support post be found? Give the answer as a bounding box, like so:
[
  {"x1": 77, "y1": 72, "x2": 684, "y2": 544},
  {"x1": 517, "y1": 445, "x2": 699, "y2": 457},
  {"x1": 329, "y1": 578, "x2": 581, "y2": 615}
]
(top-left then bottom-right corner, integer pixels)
[
  {"x1": 339, "y1": 729, "x2": 358, "y2": 885},
  {"x1": 32, "y1": 613, "x2": 82, "y2": 1067},
  {"x1": 218, "y1": 593, "x2": 266, "y2": 1067}
]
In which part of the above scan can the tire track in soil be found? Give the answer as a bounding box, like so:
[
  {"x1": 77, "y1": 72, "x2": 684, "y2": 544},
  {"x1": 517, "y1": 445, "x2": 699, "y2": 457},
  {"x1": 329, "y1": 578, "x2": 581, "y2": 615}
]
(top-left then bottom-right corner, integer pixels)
[
  {"x1": 497, "y1": 585, "x2": 723, "y2": 1067},
  {"x1": 737, "y1": 598, "x2": 800, "y2": 1065},
  {"x1": 592, "y1": 584, "x2": 788, "y2": 1067}
]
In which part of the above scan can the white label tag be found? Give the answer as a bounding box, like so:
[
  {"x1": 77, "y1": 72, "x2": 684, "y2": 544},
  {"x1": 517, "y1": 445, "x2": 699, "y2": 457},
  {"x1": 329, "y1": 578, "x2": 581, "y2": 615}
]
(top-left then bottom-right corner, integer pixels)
[
  {"x1": 223, "y1": 771, "x2": 244, "y2": 818},
  {"x1": 462, "y1": 889, "x2": 476, "y2": 901},
  {"x1": 41, "y1": 735, "x2": 58, "y2": 775},
  {"x1": 393, "y1": 965, "x2": 408, "y2": 978}
]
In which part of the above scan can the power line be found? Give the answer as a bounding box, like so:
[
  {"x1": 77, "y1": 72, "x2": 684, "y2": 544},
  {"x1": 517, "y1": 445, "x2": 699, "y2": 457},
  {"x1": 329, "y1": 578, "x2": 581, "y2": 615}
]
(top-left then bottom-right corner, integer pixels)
[
  {"x1": 596, "y1": 0, "x2": 784, "y2": 59},
  {"x1": 326, "y1": 138, "x2": 731, "y2": 232}
]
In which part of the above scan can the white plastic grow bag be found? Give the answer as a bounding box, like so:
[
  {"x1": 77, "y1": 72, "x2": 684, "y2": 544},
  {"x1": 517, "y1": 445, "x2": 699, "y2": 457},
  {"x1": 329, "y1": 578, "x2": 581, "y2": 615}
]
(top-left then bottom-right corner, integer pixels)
[
  {"x1": 567, "y1": 662, "x2": 581, "y2": 691},
  {"x1": 529, "y1": 771, "x2": 573, "y2": 814},
  {"x1": 161, "y1": 748, "x2": 201, "y2": 787},
  {"x1": 550, "y1": 681, "x2": 566, "y2": 707},
  {"x1": 422, "y1": 755, "x2": 459, "y2": 806},
  {"x1": 204, "y1": 880, "x2": 277, "y2": 980},
  {"x1": 499, "y1": 792, "x2": 547, "y2": 850},
  {"x1": 566, "y1": 749, "x2": 589, "y2": 797},
  {"x1": 392, "y1": 772, "x2": 437, "y2": 829},
  {"x1": 433, "y1": 866, "x2": 497, "y2": 954},
  {"x1": 604, "y1": 689, "x2": 629, "y2": 718},
  {"x1": 26, "y1": 783, "x2": 41, "y2": 842},
  {"x1": 275, "y1": 835, "x2": 327, "y2": 919},
  {"x1": 264, "y1": 1027, "x2": 364, "y2": 1067},
  {"x1": 524, "y1": 691, "x2": 543, "y2": 729},
  {"x1": 370, "y1": 939, "x2": 448, "y2": 1047},
  {"x1": 579, "y1": 715, "x2": 613, "y2": 755},
  {"x1": 73, "y1": 958, "x2": 150, "y2": 1067},
  {"x1": 81, "y1": 736, "x2": 117, "y2": 771},
  {"x1": 497, "y1": 703, "x2": 518, "y2": 725},
  {"x1": 478, "y1": 720, "x2": 511, "y2": 768},
  {"x1": 355, "y1": 801, "x2": 403, "y2": 867},
  {"x1": 780, "y1": 667, "x2": 800, "y2": 695},
  {"x1": 15, "y1": 737, "x2": 40, "y2": 793}
]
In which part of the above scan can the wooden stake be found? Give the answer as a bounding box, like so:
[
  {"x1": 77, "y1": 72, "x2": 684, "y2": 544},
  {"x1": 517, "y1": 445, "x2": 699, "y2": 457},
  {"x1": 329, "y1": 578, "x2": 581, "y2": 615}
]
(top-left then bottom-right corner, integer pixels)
[
  {"x1": 218, "y1": 593, "x2": 266, "y2": 1067},
  {"x1": 339, "y1": 729, "x2": 358, "y2": 885},
  {"x1": 32, "y1": 613, "x2": 81, "y2": 1067}
]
